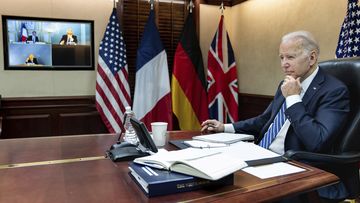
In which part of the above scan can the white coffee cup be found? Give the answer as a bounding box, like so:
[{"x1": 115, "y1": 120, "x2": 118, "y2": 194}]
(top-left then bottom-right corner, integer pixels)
[{"x1": 151, "y1": 122, "x2": 168, "y2": 147}]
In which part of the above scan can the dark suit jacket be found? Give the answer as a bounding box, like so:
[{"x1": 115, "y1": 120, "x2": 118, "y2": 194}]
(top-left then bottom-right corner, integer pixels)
[
  {"x1": 27, "y1": 35, "x2": 39, "y2": 42},
  {"x1": 232, "y1": 68, "x2": 350, "y2": 199},
  {"x1": 25, "y1": 57, "x2": 38, "y2": 64},
  {"x1": 60, "y1": 35, "x2": 78, "y2": 44}
]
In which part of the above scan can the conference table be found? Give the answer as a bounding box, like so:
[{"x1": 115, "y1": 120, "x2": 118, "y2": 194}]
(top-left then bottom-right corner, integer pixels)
[{"x1": 0, "y1": 131, "x2": 338, "y2": 202}]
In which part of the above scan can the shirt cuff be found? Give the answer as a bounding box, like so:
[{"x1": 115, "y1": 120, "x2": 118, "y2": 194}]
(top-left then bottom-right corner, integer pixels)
[
  {"x1": 286, "y1": 95, "x2": 302, "y2": 108},
  {"x1": 224, "y1": 124, "x2": 235, "y2": 133}
]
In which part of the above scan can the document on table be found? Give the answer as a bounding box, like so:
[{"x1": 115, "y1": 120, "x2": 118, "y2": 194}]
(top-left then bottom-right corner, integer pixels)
[
  {"x1": 208, "y1": 142, "x2": 306, "y2": 179},
  {"x1": 183, "y1": 140, "x2": 228, "y2": 148},
  {"x1": 242, "y1": 162, "x2": 305, "y2": 179},
  {"x1": 192, "y1": 133, "x2": 254, "y2": 144}
]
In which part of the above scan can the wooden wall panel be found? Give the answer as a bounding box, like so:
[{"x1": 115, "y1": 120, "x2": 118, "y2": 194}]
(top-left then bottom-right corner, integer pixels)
[
  {"x1": 58, "y1": 111, "x2": 107, "y2": 135},
  {"x1": 3, "y1": 114, "x2": 52, "y2": 138},
  {"x1": 238, "y1": 93, "x2": 273, "y2": 120},
  {"x1": 0, "y1": 94, "x2": 271, "y2": 139},
  {"x1": 0, "y1": 96, "x2": 108, "y2": 139}
]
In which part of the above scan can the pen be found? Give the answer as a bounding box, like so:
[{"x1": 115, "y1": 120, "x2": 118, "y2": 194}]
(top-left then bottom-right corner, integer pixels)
[{"x1": 245, "y1": 156, "x2": 288, "y2": 167}]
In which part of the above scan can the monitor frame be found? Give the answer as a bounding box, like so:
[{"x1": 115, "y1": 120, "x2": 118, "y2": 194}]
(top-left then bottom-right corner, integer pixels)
[{"x1": 2, "y1": 15, "x2": 95, "y2": 71}]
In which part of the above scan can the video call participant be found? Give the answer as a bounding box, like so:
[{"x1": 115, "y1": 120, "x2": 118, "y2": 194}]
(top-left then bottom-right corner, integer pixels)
[
  {"x1": 27, "y1": 31, "x2": 39, "y2": 43},
  {"x1": 25, "y1": 54, "x2": 38, "y2": 65},
  {"x1": 59, "y1": 28, "x2": 78, "y2": 45},
  {"x1": 201, "y1": 31, "x2": 350, "y2": 201}
]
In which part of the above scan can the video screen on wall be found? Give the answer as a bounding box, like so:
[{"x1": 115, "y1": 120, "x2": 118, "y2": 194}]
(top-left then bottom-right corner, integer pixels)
[{"x1": 2, "y1": 15, "x2": 94, "y2": 70}]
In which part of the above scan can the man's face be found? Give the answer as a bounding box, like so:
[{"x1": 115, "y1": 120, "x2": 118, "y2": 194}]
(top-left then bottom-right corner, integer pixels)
[
  {"x1": 279, "y1": 39, "x2": 315, "y2": 80},
  {"x1": 67, "y1": 29, "x2": 73, "y2": 35}
]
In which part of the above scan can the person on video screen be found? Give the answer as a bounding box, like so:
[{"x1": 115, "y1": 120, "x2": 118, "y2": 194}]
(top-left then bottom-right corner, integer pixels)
[
  {"x1": 25, "y1": 54, "x2": 38, "y2": 65},
  {"x1": 59, "y1": 28, "x2": 78, "y2": 45},
  {"x1": 27, "y1": 31, "x2": 39, "y2": 43}
]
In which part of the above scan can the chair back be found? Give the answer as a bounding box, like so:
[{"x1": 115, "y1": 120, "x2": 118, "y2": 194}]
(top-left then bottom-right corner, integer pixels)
[{"x1": 319, "y1": 57, "x2": 360, "y2": 153}]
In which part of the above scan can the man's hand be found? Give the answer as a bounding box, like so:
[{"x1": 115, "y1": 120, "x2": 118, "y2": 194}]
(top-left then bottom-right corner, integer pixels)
[
  {"x1": 281, "y1": 76, "x2": 301, "y2": 98},
  {"x1": 201, "y1": 119, "x2": 225, "y2": 133}
]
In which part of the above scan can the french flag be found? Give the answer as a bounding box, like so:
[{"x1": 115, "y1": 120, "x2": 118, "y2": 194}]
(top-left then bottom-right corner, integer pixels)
[
  {"x1": 20, "y1": 23, "x2": 28, "y2": 42},
  {"x1": 133, "y1": 9, "x2": 172, "y2": 130}
]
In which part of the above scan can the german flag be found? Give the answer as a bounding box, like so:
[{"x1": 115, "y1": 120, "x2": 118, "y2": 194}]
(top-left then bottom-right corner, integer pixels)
[{"x1": 171, "y1": 12, "x2": 208, "y2": 130}]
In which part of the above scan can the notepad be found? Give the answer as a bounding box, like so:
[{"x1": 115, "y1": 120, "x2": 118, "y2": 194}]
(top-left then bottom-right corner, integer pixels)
[{"x1": 192, "y1": 133, "x2": 254, "y2": 144}]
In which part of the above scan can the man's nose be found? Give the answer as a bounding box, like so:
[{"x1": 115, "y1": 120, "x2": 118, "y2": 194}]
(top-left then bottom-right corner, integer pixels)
[{"x1": 281, "y1": 59, "x2": 288, "y2": 67}]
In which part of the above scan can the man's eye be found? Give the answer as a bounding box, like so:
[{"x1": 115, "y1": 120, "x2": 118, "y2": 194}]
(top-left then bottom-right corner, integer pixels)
[{"x1": 288, "y1": 56, "x2": 295, "y2": 59}]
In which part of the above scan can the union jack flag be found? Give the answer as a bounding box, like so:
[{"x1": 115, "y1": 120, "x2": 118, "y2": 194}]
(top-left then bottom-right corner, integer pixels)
[{"x1": 207, "y1": 15, "x2": 239, "y2": 123}]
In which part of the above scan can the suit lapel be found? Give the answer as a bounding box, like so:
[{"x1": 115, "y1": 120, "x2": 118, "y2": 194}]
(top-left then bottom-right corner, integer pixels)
[{"x1": 302, "y1": 69, "x2": 325, "y2": 106}]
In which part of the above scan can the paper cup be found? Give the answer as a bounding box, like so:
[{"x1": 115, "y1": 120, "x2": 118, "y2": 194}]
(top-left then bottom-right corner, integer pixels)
[{"x1": 151, "y1": 122, "x2": 168, "y2": 147}]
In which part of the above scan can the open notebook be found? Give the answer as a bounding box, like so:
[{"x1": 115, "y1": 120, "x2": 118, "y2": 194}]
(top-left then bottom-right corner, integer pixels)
[
  {"x1": 133, "y1": 148, "x2": 247, "y2": 181},
  {"x1": 133, "y1": 143, "x2": 290, "y2": 181}
]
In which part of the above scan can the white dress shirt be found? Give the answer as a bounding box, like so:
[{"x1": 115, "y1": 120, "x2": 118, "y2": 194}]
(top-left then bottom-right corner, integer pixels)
[{"x1": 224, "y1": 67, "x2": 319, "y2": 154}]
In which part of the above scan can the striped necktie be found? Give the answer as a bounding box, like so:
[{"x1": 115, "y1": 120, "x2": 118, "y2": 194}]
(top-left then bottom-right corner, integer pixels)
[{"x1": 259, "y1": 102, "x2": 287, "y2": 149}]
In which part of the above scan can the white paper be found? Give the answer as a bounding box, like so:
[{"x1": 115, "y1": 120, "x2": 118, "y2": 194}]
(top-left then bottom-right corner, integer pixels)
[
  {"x1": 192, "y1": 133, "x2": 254, "y2": 144},
  {"x1": 242, "y1": 162, "x2": 305, "y2": 179},
  {"x1": 207, "y1": 141, "x2": 280, "y2": 161},
  {"x1": 183, "y1": 140, "x2": 228, "y2": 148}
]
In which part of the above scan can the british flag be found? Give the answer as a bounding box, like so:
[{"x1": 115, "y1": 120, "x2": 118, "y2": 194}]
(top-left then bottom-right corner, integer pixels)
[{"x1": 207, "y1": 15, "x2": 239, "y2": 123}]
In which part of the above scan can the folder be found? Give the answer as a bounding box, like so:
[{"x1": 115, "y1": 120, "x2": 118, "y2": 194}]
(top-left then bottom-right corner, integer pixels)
[{"x1": 128, "y1": 162, "x2": 234, "y2": 197}]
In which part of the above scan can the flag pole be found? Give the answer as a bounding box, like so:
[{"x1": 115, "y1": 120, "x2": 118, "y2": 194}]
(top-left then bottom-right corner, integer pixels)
[
  {"x1": 188, "y1": 0, "x2": 195, "y2": 13},
  {"x1": 113, "y1": 0, "x2": 116, "y2": 9}
]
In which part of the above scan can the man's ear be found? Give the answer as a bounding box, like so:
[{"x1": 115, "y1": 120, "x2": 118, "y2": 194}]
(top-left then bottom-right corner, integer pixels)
[{"x1": 309, "y1": 51, "x2": 317, "y2": 66}]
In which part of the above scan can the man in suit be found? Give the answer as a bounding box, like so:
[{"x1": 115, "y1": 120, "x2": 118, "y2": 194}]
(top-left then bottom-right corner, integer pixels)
[
  {"x1": 27, "y1": 31, "x2": 39, "y2": 43},
  {"x1": 59, "y1": 28, "x2": 78, "y2": 45},
  {"x1": 201, "y1": 31, "x2": 350, "y2": 201}
]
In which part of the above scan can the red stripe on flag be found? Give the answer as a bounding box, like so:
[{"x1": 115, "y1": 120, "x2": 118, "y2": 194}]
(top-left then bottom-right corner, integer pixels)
[
  {"x1": 95, "y1": 99, "x2": 115, "y2": 133},
  {"x1": 97, "y1": 64, "x2": 127, "y2": 115},
  {"x1": 96, "y1": 81, "x2": 123, "y2": 133},
  {"x1": 114, "y1": 67, "x2": 131, "y2": 103}
]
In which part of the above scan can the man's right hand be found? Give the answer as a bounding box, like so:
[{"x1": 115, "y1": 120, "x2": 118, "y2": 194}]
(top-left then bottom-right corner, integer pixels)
[{"x1": 201, "y1": 119, "x2": 225, "y2": 133}]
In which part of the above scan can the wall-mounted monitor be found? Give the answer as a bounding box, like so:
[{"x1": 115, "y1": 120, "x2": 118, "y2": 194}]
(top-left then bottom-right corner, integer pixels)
[{"x1": 2, "y1": 15, "x2": 95, "y2": 70}]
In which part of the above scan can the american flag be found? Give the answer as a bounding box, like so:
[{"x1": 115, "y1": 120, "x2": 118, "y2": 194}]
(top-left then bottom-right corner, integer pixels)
[
  {"x1": 336, "y1": 0, "x2": 360, "y2": 58},
  {"x1": 207, "y1": 15, "x2": 239, "y2": 123},
  {"x1": 95, "y1": 8, "x2": 131, "y2": 133}
]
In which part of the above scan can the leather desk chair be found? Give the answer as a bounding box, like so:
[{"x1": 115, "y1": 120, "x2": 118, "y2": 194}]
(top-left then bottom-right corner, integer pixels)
[{"x1": 285, "y1": 57, "x2": 360, "y2": 201}]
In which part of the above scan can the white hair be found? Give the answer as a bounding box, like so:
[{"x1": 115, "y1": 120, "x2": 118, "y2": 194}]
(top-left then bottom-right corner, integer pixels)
[{"x1": 281, "y1": 31, "x2": 320, "y2": 56}]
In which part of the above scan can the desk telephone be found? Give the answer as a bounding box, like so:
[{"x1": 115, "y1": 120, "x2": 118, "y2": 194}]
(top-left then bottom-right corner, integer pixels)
[{"x1": 106, "y1": 118, "x2": 158, "y2": 162}]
